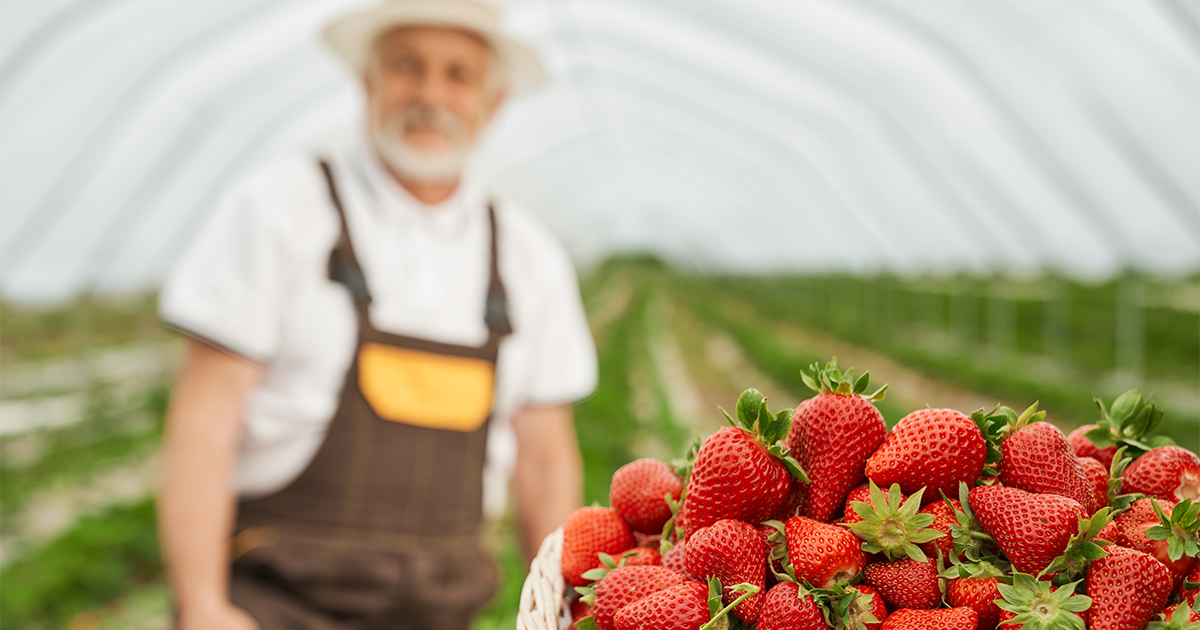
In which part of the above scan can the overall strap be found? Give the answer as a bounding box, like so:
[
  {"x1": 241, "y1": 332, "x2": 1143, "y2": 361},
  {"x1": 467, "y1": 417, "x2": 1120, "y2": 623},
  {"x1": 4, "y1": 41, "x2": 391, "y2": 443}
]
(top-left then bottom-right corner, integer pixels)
[
  {"x1": 320, "y1": 159, "x2": 371, "y2": 306},
  {"x1": 318, "y1": 157, "x2": 513, "y2": 340},
  {"x1": 484, "y1": 204, "x2": 513, "y2": 339}
]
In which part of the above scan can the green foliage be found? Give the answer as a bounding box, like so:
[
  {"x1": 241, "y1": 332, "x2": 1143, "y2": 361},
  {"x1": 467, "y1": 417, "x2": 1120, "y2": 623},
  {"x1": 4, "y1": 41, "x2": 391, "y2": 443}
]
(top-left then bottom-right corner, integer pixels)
[
  {"x1": 845, "y1": 481, "x2": 942, "y2": 563},
  {"x1": 0, "y1": 499, "x2": 161, "y2": 630}
]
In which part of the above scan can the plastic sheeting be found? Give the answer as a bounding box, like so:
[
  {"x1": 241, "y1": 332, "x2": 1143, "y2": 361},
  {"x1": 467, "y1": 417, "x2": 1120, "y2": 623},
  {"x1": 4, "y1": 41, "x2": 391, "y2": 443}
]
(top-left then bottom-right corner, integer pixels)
[{"x1": 1, "y1": 0, "x2": 1197, "y2": 304}]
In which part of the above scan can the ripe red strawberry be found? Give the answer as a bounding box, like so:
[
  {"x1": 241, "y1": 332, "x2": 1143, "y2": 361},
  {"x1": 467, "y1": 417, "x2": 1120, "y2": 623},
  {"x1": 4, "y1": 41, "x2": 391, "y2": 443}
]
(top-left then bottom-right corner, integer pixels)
[
  {"x1": 772, "y1": 479, "x2": 806, "y2": 522},
  {"x1": 968, "y1": 485, "x2": 1086, "y2": 575},
  {"x1": 879, "y1": 607, "x2": 978, "y2": 629},
  {"x1": 918, "y1": 498, "x2": 959, "y2": 561},
  {"x1": 945, "y1": 575, "x2": 1001, "y2": 630},
  {"x1": 685, "y1": 519, "x2": 766, "y2": 622},
  {"x1": 1087, "y1": 545, "x2": 1173, "y2": 630},
  {"x1": 785, "y1": 516, "x2": 867, "y2": 587},
  {"x1": 1182, "y1": 563, "x2": 1200, "y2": 607},
  {"x1": 998, "y1": 404, "x2": 1099, "y2": 514},
  {"x1": 1124, "y1": 446, "x2": 1200, "y2": 502},
  {"x1": 589, "y1": 565, "x2": 687, "y2": 630},
  {"x1": 571, "y1": 598, "x2": 591, "y2": 623},
  {"x1": 562, "y1": 507, "x2": 636, "y2": 586},
  {"x1": 843, "y1": 483, "x2": 904, "y2": 524},
  {"x1": 1157, "y1": 602, "x2": 1200, "y2": 625},
  {"x1": 786, "y1": 360, "x2": 888, "y2": 523},
  {"x1": 863, "y1": 558, "x2": 941, "y2": 610},
  {"x1": 757, "y1": 581, "x2": 830, "y2": 630},
  {"x1": 612, "y1": 581, "x2": 710, "y2": 630},
  {"x1": 845, "y1": 481, "x2": 946, "y2": 564},
  {"x1": 611, "y1": 458, "x2": 684, "y2": 535},
  {"x1": 818, "y1": 584, "x2": 887, "y2": 630},
  {"x1": 662, "y1": 538, "x2": 688, "y2": 576},
  {"x1": 679, "y1": 390, "x2": 802, "y2": 536},
  {"x1": 1079, "y1": 456, "x2": 1109, "y2": 511},
  {"x1": 866, "y1": 408, "x2": 986, "y2": 504},
  {"x1": 1115, "y1": 497, "x2": 1197, "y2": 591},
  {"x1": 995, "y1": 572, "x2": 1090, "y2": 629},
  {"x1": 614, "y1": 547, "x2": 661, "y2": 567},
  {"x1": 1068, "y1": 424, "x2": 1117, "y2": 468}
]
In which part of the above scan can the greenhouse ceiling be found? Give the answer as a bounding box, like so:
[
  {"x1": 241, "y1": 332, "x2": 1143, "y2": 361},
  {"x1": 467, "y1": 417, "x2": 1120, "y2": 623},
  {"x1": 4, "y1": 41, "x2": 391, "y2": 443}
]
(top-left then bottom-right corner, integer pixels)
[{"x1": 1, "y1": 0, "x2": 1197, "y2": 304}]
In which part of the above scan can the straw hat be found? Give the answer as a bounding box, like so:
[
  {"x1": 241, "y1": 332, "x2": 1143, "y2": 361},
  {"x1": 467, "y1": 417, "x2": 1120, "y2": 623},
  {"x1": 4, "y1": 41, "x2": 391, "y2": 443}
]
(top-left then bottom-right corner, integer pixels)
[{"x1": 322, "y1": 0, "x2": 546, "y2": 93}]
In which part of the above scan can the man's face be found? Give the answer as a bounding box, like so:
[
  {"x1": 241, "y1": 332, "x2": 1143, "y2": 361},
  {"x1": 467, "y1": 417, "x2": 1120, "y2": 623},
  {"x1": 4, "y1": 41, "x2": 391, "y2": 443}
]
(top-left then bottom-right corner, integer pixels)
[{"x1": 364, "y1": 26, "x2": 504, "y2": 182}]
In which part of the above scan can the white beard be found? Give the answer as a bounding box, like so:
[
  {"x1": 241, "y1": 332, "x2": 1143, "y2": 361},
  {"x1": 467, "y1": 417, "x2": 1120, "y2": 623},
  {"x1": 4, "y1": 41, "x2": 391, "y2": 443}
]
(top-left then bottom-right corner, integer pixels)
[{"x1": 369, "y1": 103, "x2": 475, "y2": 183}]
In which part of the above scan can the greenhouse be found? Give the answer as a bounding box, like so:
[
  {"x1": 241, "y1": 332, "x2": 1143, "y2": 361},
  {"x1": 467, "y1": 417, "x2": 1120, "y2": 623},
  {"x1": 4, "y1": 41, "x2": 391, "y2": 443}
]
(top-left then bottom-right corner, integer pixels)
[{"x1": 1, "y1": 0, "x2": 1197, "y2": 627}]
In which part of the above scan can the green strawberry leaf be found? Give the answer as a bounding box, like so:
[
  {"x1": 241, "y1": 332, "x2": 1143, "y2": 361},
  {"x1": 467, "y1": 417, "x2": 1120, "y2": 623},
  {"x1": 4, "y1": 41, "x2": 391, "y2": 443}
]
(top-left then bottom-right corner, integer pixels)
[
  {"x1": 780, "y1": 455, "x2": 810, "y2": 483},
  {"x1": 736, "y1": 389, "x2": 766, "y2": 433},
  {"x1": 572, "y1": 617, "x2": 600, "y2": 630}
]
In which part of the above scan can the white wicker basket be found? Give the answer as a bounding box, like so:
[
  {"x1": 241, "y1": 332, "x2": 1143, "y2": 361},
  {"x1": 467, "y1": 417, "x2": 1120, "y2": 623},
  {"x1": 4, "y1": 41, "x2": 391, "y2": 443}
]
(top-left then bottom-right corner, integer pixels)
[{"x1": 515, "y1": 527, "x2": 572, "y2": 630}]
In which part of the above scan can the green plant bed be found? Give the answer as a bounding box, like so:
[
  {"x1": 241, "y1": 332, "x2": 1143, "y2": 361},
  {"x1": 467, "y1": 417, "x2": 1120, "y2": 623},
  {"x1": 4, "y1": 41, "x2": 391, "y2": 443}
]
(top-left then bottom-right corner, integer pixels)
[
  {"x1": 704, "y1": 275, "x2": 1199, "y2": 452},
  {"x1": 0, "y1": 383, "x2": 169, "y2": 520}
]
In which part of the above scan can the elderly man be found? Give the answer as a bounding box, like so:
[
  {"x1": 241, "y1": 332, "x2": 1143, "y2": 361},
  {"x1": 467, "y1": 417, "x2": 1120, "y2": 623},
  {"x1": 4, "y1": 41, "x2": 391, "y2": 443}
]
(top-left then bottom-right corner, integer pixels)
[{"x1": 156, "y1": 1, "x2": 596, "y2": 628}]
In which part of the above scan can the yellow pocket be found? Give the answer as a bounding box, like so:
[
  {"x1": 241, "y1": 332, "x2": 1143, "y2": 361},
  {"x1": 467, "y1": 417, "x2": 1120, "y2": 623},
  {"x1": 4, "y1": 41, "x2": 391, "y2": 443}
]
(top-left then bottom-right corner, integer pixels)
[{"x1": 357, "y1": 343, "x2": 494, "y2": 432}]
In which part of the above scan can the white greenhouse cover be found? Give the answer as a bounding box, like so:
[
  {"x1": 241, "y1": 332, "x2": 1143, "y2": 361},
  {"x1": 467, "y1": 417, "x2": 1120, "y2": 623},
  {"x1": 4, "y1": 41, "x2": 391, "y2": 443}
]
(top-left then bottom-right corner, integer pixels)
[{"x1": 1, "y1": 0, "x2": 1197, "y2": 304}]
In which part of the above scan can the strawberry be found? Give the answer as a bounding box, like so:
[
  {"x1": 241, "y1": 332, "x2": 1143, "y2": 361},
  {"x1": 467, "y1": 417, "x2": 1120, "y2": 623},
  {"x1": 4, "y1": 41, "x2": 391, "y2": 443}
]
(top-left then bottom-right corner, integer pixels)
[
  {"x1": 614, "y1": 578, "x2": 757, "y2": 630},
  {"x1": 611, "y1": 458, "x2": 684, "y2": 535},
  {"x1": 1154, "y1": 601, "x2": 1200, "y2": 627},
  {"x1": 757, "y1": 581, "x2": 830, "y2": 630},
  {"x1": 1068, "y1": 424, "x2": 1117, "y2": 469},
  {"x1": 772, "y1": 479, "x2": 807, "y2": 521},
  {"x1": 863, "y1": 558, "x2": 940, "y2": 610},
  {"x1": 786, "y1": 360, "x2": 888, "y2": 523},
  {"x1": 1182, "y1": 562, "x2": 1200, "y2": 607},
  {"x1": 571, "y1": 598, "x2": 592, "y2": 626},
  {"x1": 614, "y1": 547, "x2": 661, "y2": 567},
  {"x1": 815, "y1": 584, "x2": 887, "y2": 630},
  {"x1": 968, "y1": 485, "x2": 1086, "y2": 575},
  {"x1": 879, "y1": 608, "x2": 978, "y2": 630},
  {"x1": 1116, "y1": 497, "x2": 1199, "y2": 591},
  {"x1": 1124, "y1": 445, "x2": 1200, "y2": 502},
  {"x1": 918, "y1": 498, "x2": 959, "y2": 561},
  {"x1": 678, "y1": 390, "x2": 802, "y2": 536},
  {"x1": 685, "y1": 519, "x2": 766, "y2": 622},
  {"x1": 843, "y1": 483, "x2": 904, "y2": 525},
  {"x1": 866, "y1": 408, "x2": 986, "y2": 504},
  {"x1": 587, "y1": 565, "x2": 687, "y2": 630},
  {"x1": 662, "y1": 538, "x2": 689, "y2": 576},
  {"x1": 612, "y1": 581, "x2": 709, "y2": 630},
  {"x1": 1079, "y1": 456, "x2": 1109, "y2": 511},
  {"x1": 845, "y1": 481, "x2": 944, "y2": 563},
  {"x1": 1087, "y1": 545, "x2": 1173, "y2": 630},
  {"x1": 785, "y1": 516, "x2": 867, "y2": 587},
  {"x1": 1085, "y1": 389, "x2": 1171, "y2": 460},
  {"x1": 562, "y1": 507, "x2": 636, "y2": 587},
  {"x1": 942, "y1": 561, "x2": 1004, "y2": 630},
  {"x1": 997, "y1": 403, "x2": 1099, "y2": 514},
  {"x1": 995, "y1": 572, "x2": 1090, "y2": 630}
]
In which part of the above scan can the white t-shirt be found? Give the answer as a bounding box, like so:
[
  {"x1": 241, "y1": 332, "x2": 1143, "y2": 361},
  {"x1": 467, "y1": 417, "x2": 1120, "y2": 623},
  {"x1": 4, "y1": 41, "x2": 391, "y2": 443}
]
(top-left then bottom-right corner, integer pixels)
[{"x1": 159, "y1": 140, "x2": 598, "y2": 518}]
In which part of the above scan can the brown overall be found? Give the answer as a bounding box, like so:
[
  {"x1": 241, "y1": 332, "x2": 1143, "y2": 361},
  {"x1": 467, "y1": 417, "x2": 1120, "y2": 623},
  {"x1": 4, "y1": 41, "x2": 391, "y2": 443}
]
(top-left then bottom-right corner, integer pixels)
[{"x1": 228, "y1": 159, "x2": 510, "y2": 629}]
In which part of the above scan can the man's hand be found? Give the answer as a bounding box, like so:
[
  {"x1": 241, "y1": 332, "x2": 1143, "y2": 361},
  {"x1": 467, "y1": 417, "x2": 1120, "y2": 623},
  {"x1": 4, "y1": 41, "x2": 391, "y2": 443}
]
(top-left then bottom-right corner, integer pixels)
[
  {"x1": 511, "y1": 404, "x2": 583, "y2": 558},
  {"x1": 159, "y1": 338, "x2": 263, "y2": 627},
  {"x1": 178, "y1": 600, "x2": 260, "y2": 630}
]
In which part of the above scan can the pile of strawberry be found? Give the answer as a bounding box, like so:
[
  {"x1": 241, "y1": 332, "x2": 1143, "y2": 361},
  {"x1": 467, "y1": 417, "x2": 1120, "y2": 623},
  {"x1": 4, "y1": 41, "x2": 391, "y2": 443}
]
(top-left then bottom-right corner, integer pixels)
[{"x1": 558, "y1": 359, "x2": 1200, "y2": 630}]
